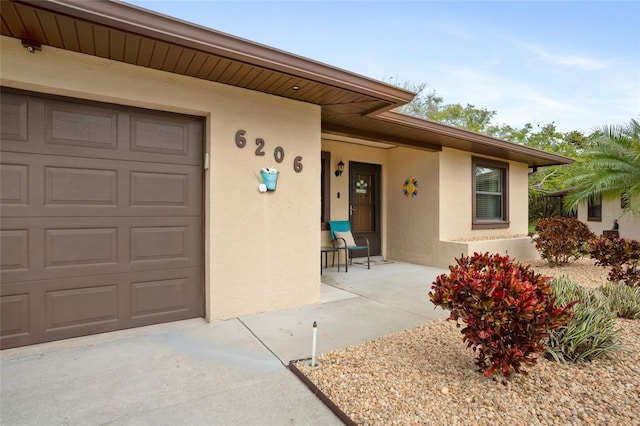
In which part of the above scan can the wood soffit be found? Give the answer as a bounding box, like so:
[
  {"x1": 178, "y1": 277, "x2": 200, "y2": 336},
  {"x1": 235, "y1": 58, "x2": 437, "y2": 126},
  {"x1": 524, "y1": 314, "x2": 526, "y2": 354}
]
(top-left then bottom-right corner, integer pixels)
[{"x1": 1, "y1": 0, "x2": 573, "y2": 167}]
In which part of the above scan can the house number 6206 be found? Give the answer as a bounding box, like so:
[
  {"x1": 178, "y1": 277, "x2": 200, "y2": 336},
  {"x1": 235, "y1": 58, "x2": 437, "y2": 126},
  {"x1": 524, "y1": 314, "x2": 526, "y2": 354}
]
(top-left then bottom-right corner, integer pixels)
[{"x1": 235, "y1": 129, "x2": 303, "y2": 173}]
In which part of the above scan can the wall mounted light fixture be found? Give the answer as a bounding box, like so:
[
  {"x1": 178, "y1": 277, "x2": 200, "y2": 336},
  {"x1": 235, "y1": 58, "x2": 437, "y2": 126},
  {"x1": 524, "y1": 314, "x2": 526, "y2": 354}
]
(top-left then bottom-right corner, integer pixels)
[
  {"x1": 335, "y1": 160, "x2": 344, "y2": 177},
  {"x1": 21, "y1": 38, "x2": 41, "y2": 53}
]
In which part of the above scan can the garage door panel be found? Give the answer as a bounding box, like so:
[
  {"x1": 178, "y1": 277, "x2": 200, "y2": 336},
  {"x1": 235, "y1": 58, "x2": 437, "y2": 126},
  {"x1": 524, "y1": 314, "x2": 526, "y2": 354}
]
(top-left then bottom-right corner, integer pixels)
[
  {"x1": 0, "y1": 294, "x2": 30, "y2": 338},
  {"x1": 131, "y1": 277, "x2": 189, "y2": 319},
  {"x1": 0, "y1": 92, "x2": 28, "y2": 141},
  {"x1": 45, "y1": 227, "x2": 118, "y2": 267},
  {"x1": 127, "y1": 219, "x2": 201, "y2": 271},
  {"x1": 1, "y1": 93, "x2": 203, "y2": 166},
  {"x1": 0, "y1": 267, "x2": 202, "y2": 348},
  {"x1": 131, "y1": 114, "x2": 203, "y2": 165},
  {"x1": 1, "y1": 151, "x2": 201, "y2": 217},
  {"x1": 1, "y1": 217, "x2": 200, "y2": 283},
  {"x1": 130, "y1": 171, "x2": 191, "y2": 207},
  {"x1": 1, "y1": 90, "x2": 204, "y2": 348},
  {"x1": 130, "y1": 226, "x2": 187, "y2": 262},
  {"x1": 46, "y1": 100, "x2": 119, "y2": 149},
  {"x1": 128, "y1": 163, "x2": 201, "y2": 212},
  {"x1": 0, "y1": 229, "x2": 29, "y2": 271},
  {"x1": 129, "y1": 268, "x2": 202, "y2": 325},
  {"x1": 0, "y1": 163, "x2": 29, "y2": 205},
  {"x1": 131, "y1": 114, "x2": 190, "y2": 156},
  {"x1": 46, "y1": 284, "x2": 119, "y2": 331},
  {"x1": 45, "y1": 166, "x2": 118, "y2": 206}
]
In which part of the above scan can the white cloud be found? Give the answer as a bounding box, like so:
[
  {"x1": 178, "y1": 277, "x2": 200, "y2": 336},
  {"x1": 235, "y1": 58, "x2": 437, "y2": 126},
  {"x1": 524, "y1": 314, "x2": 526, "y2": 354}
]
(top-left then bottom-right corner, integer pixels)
[
  {"x1": 520, "y1": 43, "x2": 605, "y2": 71},
  {"x1": 425, "y1": 66, "x2": 627, "y2": 132}
]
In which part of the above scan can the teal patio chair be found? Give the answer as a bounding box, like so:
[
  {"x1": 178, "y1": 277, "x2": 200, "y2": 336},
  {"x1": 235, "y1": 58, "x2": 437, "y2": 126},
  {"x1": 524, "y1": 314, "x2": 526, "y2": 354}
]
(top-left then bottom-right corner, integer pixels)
[{"x1": 328, "y1": 220, "x2": 370, "y2": 270}]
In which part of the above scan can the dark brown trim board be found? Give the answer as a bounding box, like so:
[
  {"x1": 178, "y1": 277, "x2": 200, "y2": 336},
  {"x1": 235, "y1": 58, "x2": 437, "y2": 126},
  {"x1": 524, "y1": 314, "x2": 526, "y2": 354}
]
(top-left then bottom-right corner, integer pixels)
[{"x1": 289, "y1": 360, "x2": 356, "y2": 426}]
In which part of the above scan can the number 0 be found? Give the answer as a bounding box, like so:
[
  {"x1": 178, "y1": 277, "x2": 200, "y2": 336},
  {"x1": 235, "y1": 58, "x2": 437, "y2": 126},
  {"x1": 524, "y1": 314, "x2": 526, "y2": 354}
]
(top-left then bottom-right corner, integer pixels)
[{"x1": 274, "y1": 146, "x2": 284, "y2": 163}]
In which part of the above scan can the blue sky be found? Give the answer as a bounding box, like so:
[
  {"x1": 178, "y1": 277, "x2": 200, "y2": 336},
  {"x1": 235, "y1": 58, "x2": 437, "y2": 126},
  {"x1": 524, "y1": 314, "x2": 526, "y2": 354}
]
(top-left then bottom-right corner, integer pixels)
[{"x1": 127, "y1": 1, "x2": 639, "y2": 134}]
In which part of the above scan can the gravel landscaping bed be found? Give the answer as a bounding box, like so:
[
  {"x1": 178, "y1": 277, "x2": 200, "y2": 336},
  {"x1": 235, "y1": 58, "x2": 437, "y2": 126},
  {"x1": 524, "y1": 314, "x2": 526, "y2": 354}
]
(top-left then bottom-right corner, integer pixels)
[
  {"x1": 527, "y1": 258, "x2": 611, "y2": 291},
  {"x1": 294, "y1": 259, "x2": 640, "y2": 425}
]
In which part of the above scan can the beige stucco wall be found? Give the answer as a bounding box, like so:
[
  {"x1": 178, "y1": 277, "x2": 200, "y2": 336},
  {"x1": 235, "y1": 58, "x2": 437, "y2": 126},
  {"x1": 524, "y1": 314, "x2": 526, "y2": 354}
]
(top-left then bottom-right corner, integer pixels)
[
  {"x1": 438, "y1": 148, "x2": 473, "y2": 242},
  {"x1": 438, "y1": 148, "x2": 530, "y2": 240},
  {"x1": 1, "y1": 36, "x2": 321, "y2": 320},
  {"x1": 578, "y1": 198, "x2": 640, "y2": 241},
  {"x1": 435, "y1": 148, "x2": 537, "y2": 267},
  {"x1": 386, "y1": 147, "x2": 440, "y2": 264},
  {"x1": 435, "y1": 238, "x2": 540, "y2": 267}
]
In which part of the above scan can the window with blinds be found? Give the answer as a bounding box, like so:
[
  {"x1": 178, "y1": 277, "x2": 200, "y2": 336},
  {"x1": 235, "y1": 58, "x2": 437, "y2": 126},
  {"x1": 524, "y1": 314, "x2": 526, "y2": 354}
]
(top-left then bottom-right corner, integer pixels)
[
  {"x1": 472, "y1": 157, "x2": 509, "y2": 229},
  {"x1": 476, "y1": 166, "x2": 503, "y2": 220}
]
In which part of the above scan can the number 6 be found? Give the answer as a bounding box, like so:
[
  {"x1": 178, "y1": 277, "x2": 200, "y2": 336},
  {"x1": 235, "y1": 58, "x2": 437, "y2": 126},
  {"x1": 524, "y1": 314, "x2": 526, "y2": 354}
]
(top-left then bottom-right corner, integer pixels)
[{"x1": 235, "y1": 129, "x2": 246, "y2": 148}]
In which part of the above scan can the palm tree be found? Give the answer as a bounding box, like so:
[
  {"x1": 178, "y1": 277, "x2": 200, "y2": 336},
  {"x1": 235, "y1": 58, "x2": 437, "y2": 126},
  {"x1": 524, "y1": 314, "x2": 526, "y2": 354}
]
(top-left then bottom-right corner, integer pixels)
[{"x1": 565, "y1": 118, "x2": 640, "y2": 216}]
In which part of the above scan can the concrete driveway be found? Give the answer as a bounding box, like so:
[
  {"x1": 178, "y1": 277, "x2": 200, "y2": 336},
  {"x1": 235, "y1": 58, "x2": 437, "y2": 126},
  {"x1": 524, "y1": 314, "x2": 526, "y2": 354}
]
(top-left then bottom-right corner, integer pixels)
[{"x1": 1, "y1": 261, "x2": 447, "y2": 425}]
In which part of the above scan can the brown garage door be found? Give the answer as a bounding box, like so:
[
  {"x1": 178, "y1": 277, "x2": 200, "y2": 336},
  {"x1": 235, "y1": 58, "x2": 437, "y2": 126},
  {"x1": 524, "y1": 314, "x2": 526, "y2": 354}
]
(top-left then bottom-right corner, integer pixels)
[{"x1": 1, "y1": 90, "x2": 204, "y2": 349}]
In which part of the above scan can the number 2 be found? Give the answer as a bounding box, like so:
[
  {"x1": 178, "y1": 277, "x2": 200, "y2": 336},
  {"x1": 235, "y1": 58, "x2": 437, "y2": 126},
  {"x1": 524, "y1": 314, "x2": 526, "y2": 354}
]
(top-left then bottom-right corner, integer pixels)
[{"x1": 255, "y1": 138, "x2": 265, "y2": 156}]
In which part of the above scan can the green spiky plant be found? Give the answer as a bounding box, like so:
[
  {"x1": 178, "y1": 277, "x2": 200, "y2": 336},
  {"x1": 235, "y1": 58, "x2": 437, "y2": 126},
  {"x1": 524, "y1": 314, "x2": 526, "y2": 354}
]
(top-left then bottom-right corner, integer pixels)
[
  {"x1": 600, "y1": 281, "x2": 640, "y2": 319},
  {"x1": 545, "y1": 277, "x2": 623, "y2": 362}
]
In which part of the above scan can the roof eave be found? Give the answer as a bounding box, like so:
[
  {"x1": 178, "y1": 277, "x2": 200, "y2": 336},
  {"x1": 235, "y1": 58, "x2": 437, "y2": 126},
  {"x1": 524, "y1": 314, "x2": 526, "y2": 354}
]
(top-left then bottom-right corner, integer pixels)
[
  {"x1": 15, "y1": 0, "x2": 415, "y2": 106},
  {"x1": 377, "y1": 111, "x2": 574, "y2": 167}
]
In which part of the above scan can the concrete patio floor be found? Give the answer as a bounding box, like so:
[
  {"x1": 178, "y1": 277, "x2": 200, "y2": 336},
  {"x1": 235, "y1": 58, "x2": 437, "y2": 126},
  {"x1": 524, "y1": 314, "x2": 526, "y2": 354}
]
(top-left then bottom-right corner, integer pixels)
[{"x1": 1, "y1": 260, "x2": 448, "y2": 425}]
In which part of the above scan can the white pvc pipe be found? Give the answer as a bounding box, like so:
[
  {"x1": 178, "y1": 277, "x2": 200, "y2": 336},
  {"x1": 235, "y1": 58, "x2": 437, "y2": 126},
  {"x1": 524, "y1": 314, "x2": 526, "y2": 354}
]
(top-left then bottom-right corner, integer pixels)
[{"x1": 311, "y1": 321, "x2": 317, "y2": 367}]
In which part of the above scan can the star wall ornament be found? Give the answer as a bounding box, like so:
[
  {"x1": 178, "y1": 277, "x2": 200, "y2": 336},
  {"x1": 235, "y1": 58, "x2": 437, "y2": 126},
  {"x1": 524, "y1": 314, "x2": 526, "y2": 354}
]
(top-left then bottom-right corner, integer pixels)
[{"x1": 403, "y1": 177, "x2": 418, "y2": 198}]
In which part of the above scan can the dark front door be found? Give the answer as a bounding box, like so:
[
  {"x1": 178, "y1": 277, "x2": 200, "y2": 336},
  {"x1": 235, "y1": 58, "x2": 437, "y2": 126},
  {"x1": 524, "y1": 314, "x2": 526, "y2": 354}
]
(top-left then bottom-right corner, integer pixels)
[{"x1": 349, "y1": 162, "x2": 381, "y2": 256}]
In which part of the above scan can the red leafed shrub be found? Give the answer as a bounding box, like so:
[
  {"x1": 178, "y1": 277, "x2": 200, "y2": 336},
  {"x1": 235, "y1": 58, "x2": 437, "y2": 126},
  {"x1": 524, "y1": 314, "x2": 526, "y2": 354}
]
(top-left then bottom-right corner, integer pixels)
[
  {"x1": 531, "y1": 217, "x2": 596, "y2": 266},
  {"x1": 429, "y1": 252, "x2": 575, "y2": 379},
  {"x1": 590, "y1": 236, "x2": 640, "y2": 287}
]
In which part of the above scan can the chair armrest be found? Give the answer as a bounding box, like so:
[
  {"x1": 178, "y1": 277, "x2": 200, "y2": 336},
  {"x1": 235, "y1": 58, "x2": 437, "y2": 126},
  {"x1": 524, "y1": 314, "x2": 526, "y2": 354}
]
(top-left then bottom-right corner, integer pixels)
[
  {"x1": 352, "y1": 234, "x2": 370, "y2": 247},
  {"x1": 333, "y1": 237, "x2": 348, "y2": 249}
]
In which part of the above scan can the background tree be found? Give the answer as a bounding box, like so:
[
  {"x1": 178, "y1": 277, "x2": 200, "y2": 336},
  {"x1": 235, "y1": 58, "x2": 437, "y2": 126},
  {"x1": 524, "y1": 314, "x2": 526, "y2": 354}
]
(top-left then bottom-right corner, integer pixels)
[
  {"x1": 389, "y1": 80, "x2": 588, "y2": 222},
  {"x1": 565, "y1": 119, "x2": 640, "y2": 216},
  {"x1": 393, "y1": 81, "x2": 497, "y2": 134},
  {"x1": 525, "y1": 126, "x2": 597, "y2": 222}
]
